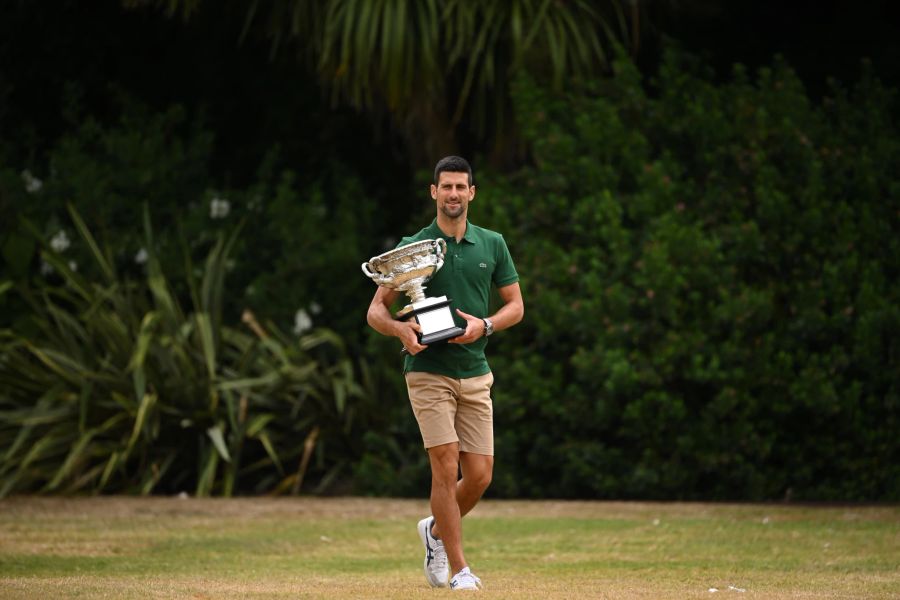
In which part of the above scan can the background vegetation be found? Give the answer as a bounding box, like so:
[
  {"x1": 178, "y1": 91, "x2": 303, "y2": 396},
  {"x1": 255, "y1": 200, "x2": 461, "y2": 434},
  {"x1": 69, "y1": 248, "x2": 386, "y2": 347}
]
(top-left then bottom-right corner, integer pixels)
[{"x1": 1, "y1": 1, "x2": 898, "y2": 500}]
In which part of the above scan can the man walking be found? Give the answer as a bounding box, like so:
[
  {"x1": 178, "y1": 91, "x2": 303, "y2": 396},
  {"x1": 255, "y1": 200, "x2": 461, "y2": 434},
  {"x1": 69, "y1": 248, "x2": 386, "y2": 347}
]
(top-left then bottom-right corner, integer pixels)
[{"x1": 367, "y1": 156, "x2": 524, "y2": 590}]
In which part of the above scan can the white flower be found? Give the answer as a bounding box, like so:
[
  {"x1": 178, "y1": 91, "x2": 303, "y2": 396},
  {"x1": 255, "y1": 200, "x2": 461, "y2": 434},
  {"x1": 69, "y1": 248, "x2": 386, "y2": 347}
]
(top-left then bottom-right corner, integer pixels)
[
  {"x1": 68, "y1": 260, "x2": 78, "y2": 272},
  {"x1": 40, "y1": 260, "x2": 54, "y2": 276},
  {"x1": 50, "y1": 230, "x2": 70, "y2": 252},
  {"x1": 21, "y1": 170, "x2": 43, "y2": 193},
  {"x1": 309, "y1": 301, "x2": 322, "y2": 315},
  {"x1": 210, "y1": 197, "x2": 231, "y2": 219},
  {"x1": 293, "y1": 308, "x2": 313, "y2": 335},
  {"x1": 135, "y1": 248, "x2": 149, "y2": 265}
]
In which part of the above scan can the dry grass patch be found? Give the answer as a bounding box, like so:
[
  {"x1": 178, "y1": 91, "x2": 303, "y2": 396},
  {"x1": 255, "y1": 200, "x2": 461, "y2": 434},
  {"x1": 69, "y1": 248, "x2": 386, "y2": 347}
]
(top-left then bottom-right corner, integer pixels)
[{"x1": 0, "y1": 497, "x2": 898, "y2": 599}]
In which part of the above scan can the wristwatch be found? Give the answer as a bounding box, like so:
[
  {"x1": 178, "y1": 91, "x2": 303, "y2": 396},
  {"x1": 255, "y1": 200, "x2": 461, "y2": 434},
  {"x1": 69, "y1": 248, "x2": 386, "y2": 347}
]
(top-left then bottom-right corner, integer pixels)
[{"x1": 482, "y1": 318, "x2": 494, "y2": 337}]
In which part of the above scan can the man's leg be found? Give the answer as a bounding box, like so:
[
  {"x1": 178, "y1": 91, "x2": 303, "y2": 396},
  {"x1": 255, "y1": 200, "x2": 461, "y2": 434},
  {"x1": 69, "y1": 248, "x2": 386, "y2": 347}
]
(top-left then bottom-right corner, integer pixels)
[
  {"x1": 432, "y1": 371, "x2": 495, "y2": 541},
  {"x1": 432, "y1": 451, "x2": 493, "y2": 540},
  {"x1": 428, "y1": 441, "x2": 466, "y2": 575}
]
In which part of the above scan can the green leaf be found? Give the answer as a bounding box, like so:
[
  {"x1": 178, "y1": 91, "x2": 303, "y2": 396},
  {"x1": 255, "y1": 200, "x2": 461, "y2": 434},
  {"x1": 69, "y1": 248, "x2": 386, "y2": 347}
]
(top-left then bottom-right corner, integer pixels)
[
  {"x1": 67, "y1": 203, "x2": 115, "y2": 283},
  {"x1": 126, "y1": 393, "x2": 156, "y2": 455},
  {"x1": 207, "y1": 424, "x2": 232, "y2": 463},
  {"x1": 195, "y1": 447, "x2": 219, "y2": 497},
  {"x1": 46, "y1": 431, "x2": 96, "y2": 491},
  {"x1": 257, "y1": 430, "x2": 284, "y2": 475},
  {"x1": 217, "y1": 372, "x2": 282, "y2": 392},
  {"x1": 333, "y1": 378, "x2": 346, "y2": 414},
  {"x1": 245, "y1": 413, "x2": 276, "y2": 438},
  {"x1": 196, "y1": 313, "x2": 217, "y2": 380}
]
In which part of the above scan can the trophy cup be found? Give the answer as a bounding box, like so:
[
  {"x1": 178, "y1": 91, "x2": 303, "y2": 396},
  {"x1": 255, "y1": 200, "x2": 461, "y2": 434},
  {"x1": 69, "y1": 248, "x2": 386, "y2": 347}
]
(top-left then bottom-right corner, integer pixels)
[{"x1": 362, "y1": 239, "x2": 465, "y2": 346}]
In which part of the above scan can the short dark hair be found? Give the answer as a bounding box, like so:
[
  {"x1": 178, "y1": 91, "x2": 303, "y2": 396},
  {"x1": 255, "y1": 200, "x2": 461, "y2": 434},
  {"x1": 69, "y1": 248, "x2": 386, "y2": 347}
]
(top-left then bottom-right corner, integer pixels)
[{"x1": 434, "y1": 156, "x2": 473, "y2": 186}]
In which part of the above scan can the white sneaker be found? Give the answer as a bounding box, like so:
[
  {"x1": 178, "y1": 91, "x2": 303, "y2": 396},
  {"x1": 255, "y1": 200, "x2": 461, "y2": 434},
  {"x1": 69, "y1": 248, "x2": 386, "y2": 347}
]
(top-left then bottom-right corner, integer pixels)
[
  {"x1": 450, "y1": 566, "x2": 483, "y2": 591},
  {"x1": 417, "y1": 516, "x2": 448, "y2": 587}
]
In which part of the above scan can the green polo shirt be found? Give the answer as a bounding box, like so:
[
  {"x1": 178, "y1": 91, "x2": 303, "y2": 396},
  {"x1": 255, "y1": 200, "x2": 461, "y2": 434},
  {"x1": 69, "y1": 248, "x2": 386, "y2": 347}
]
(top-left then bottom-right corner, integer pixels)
[{"x1": 396, "y1": 219, "x2": 519, "y2": 378}]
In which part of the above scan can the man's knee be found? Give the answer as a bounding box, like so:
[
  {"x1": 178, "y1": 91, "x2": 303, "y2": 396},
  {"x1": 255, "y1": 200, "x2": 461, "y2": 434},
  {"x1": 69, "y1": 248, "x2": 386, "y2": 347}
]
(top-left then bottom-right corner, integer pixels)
[
  {"x1": 472, "y1": 465, "x2": 492, "y2": 492},
  {"x1": 428, "y1": 443, "x2": 460, "y2": 482},
  {"x1": 463, "y1": 455, "x2": 493, "y2": 491}
]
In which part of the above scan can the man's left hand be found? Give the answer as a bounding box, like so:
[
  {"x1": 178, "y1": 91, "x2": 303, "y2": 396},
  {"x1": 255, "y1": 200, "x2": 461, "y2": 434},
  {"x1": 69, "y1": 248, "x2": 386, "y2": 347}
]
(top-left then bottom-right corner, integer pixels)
[{"x1": 449, "y1": 308, "x2": 486, "y2": 344}]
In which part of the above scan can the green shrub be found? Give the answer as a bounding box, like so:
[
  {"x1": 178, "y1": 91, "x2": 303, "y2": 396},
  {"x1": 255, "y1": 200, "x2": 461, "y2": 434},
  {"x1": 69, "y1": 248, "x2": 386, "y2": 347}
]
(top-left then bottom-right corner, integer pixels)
[
  {"x1": 0, "y1": 94, "x2": 399, "y2": 342},
  {"x1": 0, "y1": 205, "x2": 367, "y2": 496},
  {"x1": 473, "y1": 50, "x2": 899, "y2": 501},
  {"x1": 0, "y1": 94, "x2": 414, "y2": 497}
]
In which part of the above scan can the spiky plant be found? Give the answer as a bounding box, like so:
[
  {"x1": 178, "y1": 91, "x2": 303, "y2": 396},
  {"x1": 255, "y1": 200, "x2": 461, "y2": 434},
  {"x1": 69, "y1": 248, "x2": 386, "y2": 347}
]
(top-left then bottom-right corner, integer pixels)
[{"x1": 0, "y1": 205, "x2": 367, "y2": 497}]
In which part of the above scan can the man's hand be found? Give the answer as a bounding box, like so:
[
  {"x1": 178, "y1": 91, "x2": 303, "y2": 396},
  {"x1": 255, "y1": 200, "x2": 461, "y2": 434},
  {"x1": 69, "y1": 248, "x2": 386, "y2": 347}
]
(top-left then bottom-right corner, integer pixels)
[
  {"x1": 397, "y1": 319, "x2": 428, "y2": 355},
  {"x1": 449, "y1": 308, "x2": 485, "y2": 344},
  {"x1": 368, "y1": 286, "x2": 429, "y2": 355}
]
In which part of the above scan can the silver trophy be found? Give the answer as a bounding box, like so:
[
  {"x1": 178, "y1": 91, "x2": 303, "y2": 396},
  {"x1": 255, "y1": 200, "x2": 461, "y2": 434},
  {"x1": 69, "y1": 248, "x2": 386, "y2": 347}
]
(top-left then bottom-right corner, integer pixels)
[{"x1": 362, "y1": 238, "x2": 465, "y2": 346}]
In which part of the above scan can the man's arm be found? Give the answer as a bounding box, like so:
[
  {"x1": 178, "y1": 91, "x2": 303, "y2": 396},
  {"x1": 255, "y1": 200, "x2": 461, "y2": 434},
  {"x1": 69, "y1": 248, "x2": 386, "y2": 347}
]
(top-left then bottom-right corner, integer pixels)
[
  {"x1": 450, "y1": 282, "x2": 524, "y2": 344},
  {"x1": 366, "y1": 286, "x2": 427, "y2": 354}
]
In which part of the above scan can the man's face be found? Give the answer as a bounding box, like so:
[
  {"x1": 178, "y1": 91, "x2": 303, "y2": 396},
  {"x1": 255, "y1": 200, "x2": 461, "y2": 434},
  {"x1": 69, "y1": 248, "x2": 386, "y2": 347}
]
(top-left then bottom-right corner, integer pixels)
[{"x1": 431, "y1": 171, "x2": 475, "y2": 220}]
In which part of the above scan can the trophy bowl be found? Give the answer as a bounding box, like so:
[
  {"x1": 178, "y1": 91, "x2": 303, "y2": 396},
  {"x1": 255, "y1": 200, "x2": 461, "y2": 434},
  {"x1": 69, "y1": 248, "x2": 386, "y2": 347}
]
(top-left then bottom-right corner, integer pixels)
[
  {"x1": 361, "y1": 238, "x2": 447, "y2": 304},
  {"x1": 362, "y1": 238, "x2": 465, "y2": 346}
]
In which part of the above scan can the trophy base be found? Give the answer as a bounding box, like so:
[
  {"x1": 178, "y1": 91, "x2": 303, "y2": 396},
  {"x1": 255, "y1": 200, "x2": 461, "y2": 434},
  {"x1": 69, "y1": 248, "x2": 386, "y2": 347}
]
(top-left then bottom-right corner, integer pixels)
[
  {"x1": 420, "y1": 326, "x2": 467, "y2": 345},
  {"x1": 397, "y1": 296, "x2": 464, "y2": 346}
]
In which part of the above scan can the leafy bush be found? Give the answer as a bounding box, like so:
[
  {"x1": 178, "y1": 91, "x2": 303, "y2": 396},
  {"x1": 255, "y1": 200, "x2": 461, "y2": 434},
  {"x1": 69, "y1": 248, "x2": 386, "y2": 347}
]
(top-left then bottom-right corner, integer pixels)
[
  {"x1": 0, "y1": 206, "x2": 367, "y2": 496},
  {"x1": 0, "y1": 93, "x2": 406, "y2": 341},
  {"x1": 472, "y1": 50, "x2": 899, "y2": 500},
  {"x1": 0, "y1": 93, "x2": 417, "y2": 497}
]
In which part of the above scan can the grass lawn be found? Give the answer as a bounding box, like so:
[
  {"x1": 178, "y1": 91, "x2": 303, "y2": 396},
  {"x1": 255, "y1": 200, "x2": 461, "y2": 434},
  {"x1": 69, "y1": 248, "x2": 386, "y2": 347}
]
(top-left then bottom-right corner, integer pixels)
[{"x1": 0, "y1": 496, "x2": 897, "y2": 599}]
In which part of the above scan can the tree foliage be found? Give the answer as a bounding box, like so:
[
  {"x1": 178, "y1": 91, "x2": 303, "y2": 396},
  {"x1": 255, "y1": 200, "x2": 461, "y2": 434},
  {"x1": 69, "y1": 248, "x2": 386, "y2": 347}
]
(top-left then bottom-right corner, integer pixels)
[{"x1": 125, "y1": 0, "x2": 634, "y2": 161}]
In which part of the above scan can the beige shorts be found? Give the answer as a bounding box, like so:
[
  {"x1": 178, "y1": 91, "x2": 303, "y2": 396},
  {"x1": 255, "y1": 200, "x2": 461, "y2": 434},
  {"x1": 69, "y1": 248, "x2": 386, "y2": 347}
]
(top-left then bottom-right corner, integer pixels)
[{"x1": 404, "y1": 371, "x2": 495, "y2": 455}]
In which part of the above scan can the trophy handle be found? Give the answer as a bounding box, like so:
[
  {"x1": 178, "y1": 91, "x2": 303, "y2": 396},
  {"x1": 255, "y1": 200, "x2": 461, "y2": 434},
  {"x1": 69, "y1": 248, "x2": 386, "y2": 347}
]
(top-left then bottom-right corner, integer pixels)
[
  {"x1": 361, "y1": 261, "x2": 379, "y2": 280},
  {"x1": 433, "y1": 238, "x2": 447, "y2": 271}
]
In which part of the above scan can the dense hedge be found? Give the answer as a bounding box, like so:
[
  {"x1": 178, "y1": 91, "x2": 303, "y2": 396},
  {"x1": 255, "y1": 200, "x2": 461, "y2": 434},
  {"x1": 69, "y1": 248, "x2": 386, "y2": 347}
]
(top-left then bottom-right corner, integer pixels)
[{"x1": 471, "y1": 51, "x2": 899, "y2": 500}]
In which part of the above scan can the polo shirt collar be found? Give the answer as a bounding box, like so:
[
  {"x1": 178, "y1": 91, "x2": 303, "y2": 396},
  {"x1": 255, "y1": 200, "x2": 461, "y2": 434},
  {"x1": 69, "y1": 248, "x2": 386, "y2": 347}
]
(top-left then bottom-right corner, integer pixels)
[{"x1": 426, "y1": 218, "x2": 477, "y2": 244}]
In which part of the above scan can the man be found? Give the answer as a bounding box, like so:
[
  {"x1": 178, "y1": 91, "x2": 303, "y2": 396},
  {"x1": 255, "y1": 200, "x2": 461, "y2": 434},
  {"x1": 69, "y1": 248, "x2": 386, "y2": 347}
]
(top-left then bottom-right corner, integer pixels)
[{"x1": 367, "y1": 156, "x2": 524, "y2": 591}]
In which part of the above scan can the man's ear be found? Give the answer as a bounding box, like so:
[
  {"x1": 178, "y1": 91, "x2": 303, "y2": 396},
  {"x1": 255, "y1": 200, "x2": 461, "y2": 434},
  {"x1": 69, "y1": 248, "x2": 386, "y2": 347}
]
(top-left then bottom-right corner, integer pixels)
[{"x1": 430, "y1": 184, "x2": 437, "y2": 199}]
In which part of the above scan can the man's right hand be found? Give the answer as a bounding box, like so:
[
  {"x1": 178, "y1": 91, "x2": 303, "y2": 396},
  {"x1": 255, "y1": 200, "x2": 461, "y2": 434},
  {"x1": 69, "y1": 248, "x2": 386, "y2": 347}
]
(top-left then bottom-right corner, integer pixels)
[
  {"x1": 396, "y1": 320, "x2": 427, "y2": 355},
  {"x1": 367, "y1": 287, "x2": 427, "y2": 354}
]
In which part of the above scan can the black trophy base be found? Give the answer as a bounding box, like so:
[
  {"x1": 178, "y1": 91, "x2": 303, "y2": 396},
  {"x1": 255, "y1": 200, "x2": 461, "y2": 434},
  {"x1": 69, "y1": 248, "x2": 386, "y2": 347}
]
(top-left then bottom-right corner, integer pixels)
[
  {"x1": 420, "y1": 326, "x2": 466, "y2": 345},
  {"x1": 396, "y1": 297, "x2": 465, "y2": 348}
]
